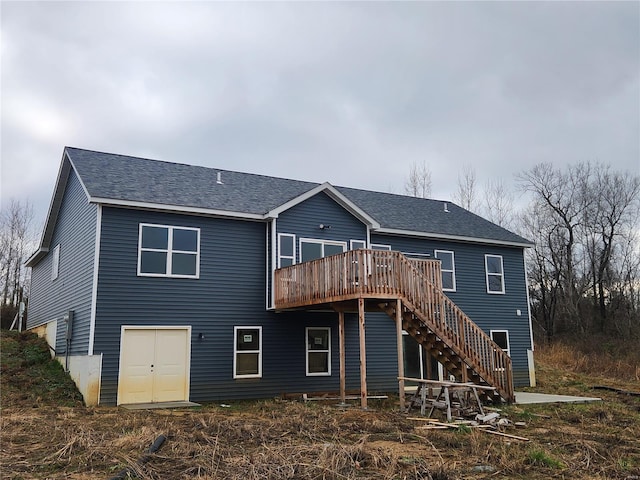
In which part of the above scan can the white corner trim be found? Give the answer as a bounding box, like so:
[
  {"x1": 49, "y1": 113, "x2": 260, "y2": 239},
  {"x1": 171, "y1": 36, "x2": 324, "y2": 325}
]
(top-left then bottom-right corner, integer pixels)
[
  {"x1": 88, "y1": 204, "x2": 102, "y2": 355},
  {"x1": 523, "y1": 254, "x2": 535, "y2": 352}
]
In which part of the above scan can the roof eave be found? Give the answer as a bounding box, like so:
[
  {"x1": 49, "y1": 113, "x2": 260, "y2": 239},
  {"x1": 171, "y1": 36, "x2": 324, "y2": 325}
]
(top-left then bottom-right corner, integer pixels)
[
  {"x1": 374, "y1": 227, "x2": 535, "y2": 248},
  {"x1": 90, "y1": 197, "x2": 266, "y2": 221}
]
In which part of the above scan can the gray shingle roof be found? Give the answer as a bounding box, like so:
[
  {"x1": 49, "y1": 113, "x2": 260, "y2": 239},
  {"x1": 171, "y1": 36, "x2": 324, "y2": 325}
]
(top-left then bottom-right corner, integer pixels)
[{"x1": 66, "y1": 147, "x2": 532, "y2": 246}]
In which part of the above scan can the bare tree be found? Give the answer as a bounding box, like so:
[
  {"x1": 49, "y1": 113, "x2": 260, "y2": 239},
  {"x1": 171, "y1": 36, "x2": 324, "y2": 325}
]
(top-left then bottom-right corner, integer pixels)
[
  {"x1": 404, "y1": 160, "x2": 432, "y2": 198},
  {"x1": 483, "y1": 177, "x2": 515, "y2": 229},
  {"x1": 0, "y1": 199, "x2": 34, "y2": 329},
  {"x1": 453, "y1": 164, "x2": 478, "y2": 212},
  {"x1": 518, "y1": 161, "x2": 640, "y2": 340}
]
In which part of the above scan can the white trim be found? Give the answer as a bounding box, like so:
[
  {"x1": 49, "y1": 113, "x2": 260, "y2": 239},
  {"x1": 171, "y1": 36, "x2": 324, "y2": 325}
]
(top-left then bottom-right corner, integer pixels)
[
  {"x1": 88, "y1": 205, "x2": 102, "y2": 355},
  {"x1": 434, "y1": 250, "x2": 456, "y2": 292},
  {"x1": 490, "y1": 329, "x2": 511, "y2": 357},
  {"x1": 233, "y1": 326, "x2": 262, "y2": 379},
  {"x1": 266, "y1": 182, "x2": 380, "y2": 228},
  {"x1": 269, "y1": 219, "x2": 277, "y2": 310},
  {"x1": 51, "y1": 244, "x2": 60, "y2": 280},
  {"x1": 305, "y1": 327, "x2": 331, "y2": 376},
  {"x1": 485, "y1": 254, "x2": 505, "y2": 294},
  {"x1": 299, "y1": 237, "x2": 347, "y2": 262},
  {"x1": 365, "y1": 225, "x2": 371, "y2": 248},
  {"x1": 278, "y1": 233, "x2": 296, "y2": 268},
  {"x1": 137, "y1": 223, "x2": 200, "y2": 278},
  {"x1": 350, "y1": 239, "x2": 366, "y2": 250},
  {"x1": 91, "y1": 197, "x2": 265, "y2": 221},
  {"x1": 523, "y1": 255, "x2": 535, "y2": 352},
  {"x1": 117, "y1": 325, "x2": 192, "y2": 405},
  {"x1": 375, "y1": 227, "x2": 534, "y2": 248},
  {"x1": 370, "y1": 243, "x2": 391, "y2": 251}
]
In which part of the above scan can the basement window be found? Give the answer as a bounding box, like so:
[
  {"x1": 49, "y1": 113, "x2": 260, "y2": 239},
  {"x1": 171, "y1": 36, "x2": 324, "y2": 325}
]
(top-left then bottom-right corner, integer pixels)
[
  {"x1": 234, "y1": 327, "x2": 262, "y2": 378},
  {"x1": 490, "y1": 330, "x2": 510, "y2": 357},
  {"x1": 485, "y1": 254, "x2": 505, "y2": 294},
  {"x1": 306, "y1": 327, "x2": 331, "y2": 376},
  {"x1": 138, "y1": 224, "x2": 200, "y2": 278}
]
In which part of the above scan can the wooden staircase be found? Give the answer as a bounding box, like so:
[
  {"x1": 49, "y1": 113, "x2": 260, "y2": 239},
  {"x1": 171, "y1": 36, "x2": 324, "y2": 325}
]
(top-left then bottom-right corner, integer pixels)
[{"x1": 274, "y1": 249, "x2": 515, "y2": 403}]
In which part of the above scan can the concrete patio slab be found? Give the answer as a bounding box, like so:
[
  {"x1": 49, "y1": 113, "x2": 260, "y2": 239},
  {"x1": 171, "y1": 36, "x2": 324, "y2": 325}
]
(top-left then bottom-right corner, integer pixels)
[
  {"x1": 120, "y1": 401, "x2": 201, "y2": 410},
  {"x1": 515, "y1": 391, "x2": 601, "y2": 405}
]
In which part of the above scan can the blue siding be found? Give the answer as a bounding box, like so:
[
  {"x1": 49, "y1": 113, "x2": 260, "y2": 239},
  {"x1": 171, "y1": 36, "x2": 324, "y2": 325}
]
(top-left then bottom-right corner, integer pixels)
[
  {"x1": 371, "y1": 233, "x2": 532, "y2": 387},
  {"x1": 27, "y1": 168, "x2": 96, "y2": 355},
  {"x1": 95, "y1": 207, "x2": 382, "y2": 404},
  {"x1": 277, "y1": 192, "x2": 368, "y2": 260}
]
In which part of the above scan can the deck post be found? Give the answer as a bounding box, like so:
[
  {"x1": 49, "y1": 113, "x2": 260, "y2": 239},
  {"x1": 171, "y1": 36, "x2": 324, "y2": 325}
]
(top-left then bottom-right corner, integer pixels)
[
  {"x1": 338, "y1": 310, "x2": 346, "y2": 405},
  {"x1": 358, "y1": 297, "x2": 367, "y2": 410},
  {"x1": 395, "y1": 298, "x2": 405, "y2": 410}
]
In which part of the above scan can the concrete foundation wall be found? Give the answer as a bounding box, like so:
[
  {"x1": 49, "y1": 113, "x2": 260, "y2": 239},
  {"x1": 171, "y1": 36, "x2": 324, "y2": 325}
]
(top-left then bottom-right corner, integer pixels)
[{"x1": 55, "y1": 354, "x2": 103, "y2": 406}]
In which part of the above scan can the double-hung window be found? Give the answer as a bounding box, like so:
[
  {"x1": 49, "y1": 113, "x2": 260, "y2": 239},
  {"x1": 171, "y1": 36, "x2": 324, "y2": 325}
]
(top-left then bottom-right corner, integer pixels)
[
  {"x1": 306, "y1": 327, "x2": 331, "y2": 375},
  {"x1": 278, "y1": 233, "x2": 296, "y2": 268},
  {"x1": 350, "y1": 240, "x2": 366, "y2": 250},
  {"x1": 485, "y1": 254, "x2": 505, "y2": 294},
  {"x1": 234, "y1": 327, "x2": 262, "y2": 378},
  {"x1": 435, "y1": 250, "x2": 456, "y2": 292},
  {"x1": 138, "y1": 224, "x2": 200, "y2": 278}
]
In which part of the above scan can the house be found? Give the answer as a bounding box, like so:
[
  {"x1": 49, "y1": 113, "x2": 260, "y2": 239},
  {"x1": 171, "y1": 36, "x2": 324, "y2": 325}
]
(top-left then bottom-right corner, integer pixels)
[{"x1": 26, "y1": 147, "x2": 535, "y2": 407}]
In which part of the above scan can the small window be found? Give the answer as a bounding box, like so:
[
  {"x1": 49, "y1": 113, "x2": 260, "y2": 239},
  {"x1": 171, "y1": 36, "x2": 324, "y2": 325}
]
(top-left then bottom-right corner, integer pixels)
[
  {"x1": 51, "y1": 244, "x2": 60, "y2": 280},
  {"x1": 435, "y1": 250, "x2": 456, "y2": 292},
  {"x1": 306, "y1": 327, "x2": 331, "y2": 375},
  {"x1": 350, "y1": 240, "x2": 366, "y2": 250},
  {"x1": 371, "y1": 243, "x2": 391, "y2": 251},
  {"x1": 485, "y1": 254, "x2": 505, "y2": 294},
  {"x1": 234, "y1": 327, "x2": 262, "y2": 378},
  {"x1": 278, "y1": 233, "x2": 296, "y2": 268},
  {"x1": 491, "y1": 330, "x2": 510, "y2": 357},
  {"x1": 138, "y1": 224, "x2": 200, "y2": 278}
]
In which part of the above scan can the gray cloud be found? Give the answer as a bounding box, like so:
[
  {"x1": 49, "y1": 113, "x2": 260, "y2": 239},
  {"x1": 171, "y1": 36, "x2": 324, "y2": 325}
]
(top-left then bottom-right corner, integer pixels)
[{"x1": 2, "y1": 1, "x2": 638, "y2": 229}]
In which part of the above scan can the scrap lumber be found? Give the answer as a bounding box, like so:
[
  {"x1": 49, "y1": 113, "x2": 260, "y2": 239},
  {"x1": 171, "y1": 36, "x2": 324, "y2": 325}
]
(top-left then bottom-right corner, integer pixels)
[{"x1": 481, "y1": 429, "x2": 529, "y2": 442}]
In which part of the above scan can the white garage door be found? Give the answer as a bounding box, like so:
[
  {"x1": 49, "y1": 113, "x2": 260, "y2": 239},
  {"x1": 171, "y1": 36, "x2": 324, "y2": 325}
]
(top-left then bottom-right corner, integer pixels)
[{"x1": 117, "y1": 327, "x2": 191, "y2": 405}]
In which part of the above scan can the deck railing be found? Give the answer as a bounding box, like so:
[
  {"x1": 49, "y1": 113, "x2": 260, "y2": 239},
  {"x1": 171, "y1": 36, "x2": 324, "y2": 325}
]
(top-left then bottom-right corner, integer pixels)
[{"x1": 274, "y1": 249, "x2": 514, "y2": 401}]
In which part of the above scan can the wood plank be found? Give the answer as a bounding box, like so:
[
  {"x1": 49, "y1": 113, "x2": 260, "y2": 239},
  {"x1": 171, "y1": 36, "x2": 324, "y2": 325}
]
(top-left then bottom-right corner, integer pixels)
[
  {"x1": 481, "y1": 429, "x2": 530, "y2": 442},
  {"x1": 358, "y1": 297, "x2": 367, "y2": 410},
  {"x1": 396, "y1": 298, "x2": 405, "y2": 411},
  {"x1": 338, "y1": 311, "x2": 346, "y2": 405}
]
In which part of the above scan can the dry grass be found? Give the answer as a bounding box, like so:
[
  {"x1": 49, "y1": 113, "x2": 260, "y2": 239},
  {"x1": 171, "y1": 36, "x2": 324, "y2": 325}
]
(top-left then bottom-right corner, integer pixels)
[{"x1": 2, "y1": 331, "x2": 639, "y2": 479}]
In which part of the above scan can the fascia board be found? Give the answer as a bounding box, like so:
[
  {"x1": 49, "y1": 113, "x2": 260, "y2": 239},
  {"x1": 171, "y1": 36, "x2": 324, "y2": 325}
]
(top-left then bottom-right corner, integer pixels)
[
  {"x1": 25, "y1": 150, "x2": 74, "y2": 267},
  {"x1": 266, "y1": 182, "x2": 381, "y2": 228},
  {"x1": 374, "y1": 227, "x2": 535, "y2": 249},
  {"x1": 90, "y1": 197, "x2": 265, "y2": 221}
]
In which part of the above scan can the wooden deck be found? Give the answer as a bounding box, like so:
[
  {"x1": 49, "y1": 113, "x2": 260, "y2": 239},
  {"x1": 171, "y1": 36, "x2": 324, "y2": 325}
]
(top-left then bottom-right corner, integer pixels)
[{"x1": 274, "y1": 250, "x2": 514, "y2": 403}]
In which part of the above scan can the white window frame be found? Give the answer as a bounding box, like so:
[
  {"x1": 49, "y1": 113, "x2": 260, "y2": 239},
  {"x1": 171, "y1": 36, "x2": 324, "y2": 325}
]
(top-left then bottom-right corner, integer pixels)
[
  {"x1": 370, "y1": 243, "x2": 391, "y2": 251},
  {"x1": 490, "y1": 329, "x2": 511, "y2": 357},
  {"x1": 306, "y1": 327, "x2": 331, "y2": 376},
  {"x1": 233, "y1": 326, "x2": 262, "y2": 379},
  {"x1": 299, "y1": 238, "x2": 347, "y2": 262},
  {"x1": 435, "y1": 250, "x2": 456, "y2": 292},
  {"x1": 278, "y1": 233, "x2": 296, "y2": 268},
  {"x1": 137, "y1": 223, "x2": 200, "y2": 278},
  {"x1": 485, "y1": 254, "x2": 505, "y2": 294},
  {"x1": 51, "y1": 244, "x2": 60, "y2": 280},
  {"x1": 350, "y1": 239, "x2": 367, "y2": 250}
]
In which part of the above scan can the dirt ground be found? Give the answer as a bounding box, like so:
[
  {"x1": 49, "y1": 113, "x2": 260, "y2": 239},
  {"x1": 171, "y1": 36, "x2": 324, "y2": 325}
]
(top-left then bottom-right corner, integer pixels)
[{"x1": 1, "y1": 330, "x2": 639, "y2": 479}]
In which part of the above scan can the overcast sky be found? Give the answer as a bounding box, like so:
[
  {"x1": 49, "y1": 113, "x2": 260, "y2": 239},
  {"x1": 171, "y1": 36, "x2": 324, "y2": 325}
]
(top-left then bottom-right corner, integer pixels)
[{"x1": 2, "y1": 1, "x2": 639, "y2": 231}]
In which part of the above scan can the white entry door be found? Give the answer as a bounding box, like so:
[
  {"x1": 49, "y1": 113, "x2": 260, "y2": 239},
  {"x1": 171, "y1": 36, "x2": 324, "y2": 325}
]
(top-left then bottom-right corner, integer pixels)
[{"x1": 118, "y1": 327, "x2": 191, "y2": 405}]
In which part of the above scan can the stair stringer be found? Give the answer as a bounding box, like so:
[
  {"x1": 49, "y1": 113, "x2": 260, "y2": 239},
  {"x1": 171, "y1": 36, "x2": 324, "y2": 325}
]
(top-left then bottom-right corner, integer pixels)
[{"x1": 379, "y1": 297, "x2": 514, "y2": 403}]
